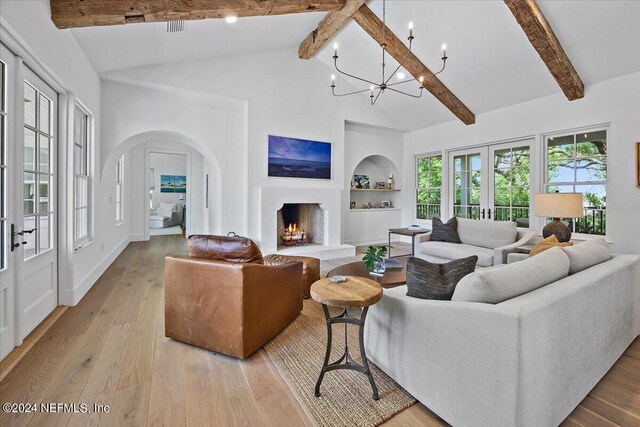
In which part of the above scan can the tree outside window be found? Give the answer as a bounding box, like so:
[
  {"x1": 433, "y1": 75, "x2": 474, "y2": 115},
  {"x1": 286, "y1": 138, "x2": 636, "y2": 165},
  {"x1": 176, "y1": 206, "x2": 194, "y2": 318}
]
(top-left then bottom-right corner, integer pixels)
[{"x1": 416, "y1": 154, "x2": 442, "y2": 220}]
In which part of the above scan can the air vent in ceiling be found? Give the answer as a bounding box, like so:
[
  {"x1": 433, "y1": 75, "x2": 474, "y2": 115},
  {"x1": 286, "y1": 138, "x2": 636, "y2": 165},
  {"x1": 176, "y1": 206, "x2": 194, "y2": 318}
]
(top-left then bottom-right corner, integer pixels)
[{"x1": 167, "y1": 21, "x2": 185, "y2": 33}]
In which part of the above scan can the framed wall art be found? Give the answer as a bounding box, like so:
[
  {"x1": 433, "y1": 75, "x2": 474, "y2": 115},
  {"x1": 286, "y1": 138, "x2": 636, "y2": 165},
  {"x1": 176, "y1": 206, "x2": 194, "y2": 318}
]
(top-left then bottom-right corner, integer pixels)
[{"x1": 267, "y1": 135, "x2": 332, "y2": 180}]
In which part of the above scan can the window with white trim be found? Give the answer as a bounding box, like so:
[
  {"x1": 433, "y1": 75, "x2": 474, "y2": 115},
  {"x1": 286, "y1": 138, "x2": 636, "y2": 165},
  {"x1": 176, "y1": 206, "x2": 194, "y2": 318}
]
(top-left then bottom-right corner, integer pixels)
[
  {"x1": 115, "y1": 155, "x2": 124, "y2": 224},
  {"x1": 416, "y1": 154, "x2": 442, "y2": 220},
  {"x1": 73, "y1": 105, "x2": 91, "y2": 245},
  {"x1": 545, "y1": 128, "x2": 607, "y2": 235}
]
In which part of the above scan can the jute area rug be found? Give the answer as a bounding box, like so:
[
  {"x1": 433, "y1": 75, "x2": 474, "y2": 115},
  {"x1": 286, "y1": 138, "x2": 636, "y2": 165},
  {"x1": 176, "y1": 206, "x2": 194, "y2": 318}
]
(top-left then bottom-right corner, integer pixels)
[{"x1": 264, "y1": 299, "x2": 416, "y2": 427}]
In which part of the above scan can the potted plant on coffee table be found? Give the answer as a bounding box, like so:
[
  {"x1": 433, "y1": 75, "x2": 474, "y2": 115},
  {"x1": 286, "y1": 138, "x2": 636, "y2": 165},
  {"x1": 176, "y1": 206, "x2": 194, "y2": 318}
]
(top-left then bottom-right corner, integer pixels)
[{"x1": 363, "y1": 245, "x2": 388, "y2": 275}]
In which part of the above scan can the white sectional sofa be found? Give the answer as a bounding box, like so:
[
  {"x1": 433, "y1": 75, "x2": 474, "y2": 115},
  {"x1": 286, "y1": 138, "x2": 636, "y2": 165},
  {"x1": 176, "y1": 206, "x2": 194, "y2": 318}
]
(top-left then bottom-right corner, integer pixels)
[
  {"x1": 365, "y1": 244, "x2": 640, "y2": 427},
  {"x1": 414, "y1": 217, "x2": 536, "y2": 267}
]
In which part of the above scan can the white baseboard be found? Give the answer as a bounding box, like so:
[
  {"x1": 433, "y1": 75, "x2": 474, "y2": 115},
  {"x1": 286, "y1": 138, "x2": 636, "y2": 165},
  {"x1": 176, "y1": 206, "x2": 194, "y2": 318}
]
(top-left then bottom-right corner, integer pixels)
[
  {"x1": 129, "y1": 233, "x2": 148, "y2": 242},
  {"x1": 67, "y1": 238, "x2": 131, "y2": 305}
]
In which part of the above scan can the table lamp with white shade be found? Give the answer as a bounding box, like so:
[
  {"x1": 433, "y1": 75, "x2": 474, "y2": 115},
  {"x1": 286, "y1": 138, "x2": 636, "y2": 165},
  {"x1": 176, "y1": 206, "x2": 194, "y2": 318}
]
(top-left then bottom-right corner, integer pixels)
[{"x1": 534, "y1": 192, "x2": 584, "y2": 242}]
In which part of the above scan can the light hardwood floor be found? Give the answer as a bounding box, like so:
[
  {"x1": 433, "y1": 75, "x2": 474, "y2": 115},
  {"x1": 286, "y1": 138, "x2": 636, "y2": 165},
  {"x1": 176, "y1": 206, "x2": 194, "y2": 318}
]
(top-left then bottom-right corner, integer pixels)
[{"x1": 1, "y1": 235, "x2": 638, "y2": 427}]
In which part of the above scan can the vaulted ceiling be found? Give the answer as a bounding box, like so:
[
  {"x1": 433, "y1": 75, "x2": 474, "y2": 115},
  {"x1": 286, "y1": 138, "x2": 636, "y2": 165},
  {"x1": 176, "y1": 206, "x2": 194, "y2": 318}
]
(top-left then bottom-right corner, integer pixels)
[{"x1": 69, "y1": 0, "x2": 640, "y2": 130}]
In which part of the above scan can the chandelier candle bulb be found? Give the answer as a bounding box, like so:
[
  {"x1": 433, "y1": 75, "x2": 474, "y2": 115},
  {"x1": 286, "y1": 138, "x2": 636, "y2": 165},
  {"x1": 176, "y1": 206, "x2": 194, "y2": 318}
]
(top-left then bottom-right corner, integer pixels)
[
  {"x1": 333, "y1": 42, "x2": 338, "y2": 57},
  {"x1": 409, "y1": 21, "x2": 413, "y2": 37},
  {"x1": 397, "y1": 72, "x2": 405, "y2": 80},
  {"x1": 225, "y1": 15, "x2": 237, "y2": 24}
]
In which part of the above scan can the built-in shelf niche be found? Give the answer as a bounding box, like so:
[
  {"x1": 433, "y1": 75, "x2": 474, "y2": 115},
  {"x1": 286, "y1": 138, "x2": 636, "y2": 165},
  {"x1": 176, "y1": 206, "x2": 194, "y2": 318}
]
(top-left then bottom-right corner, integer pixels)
[{"x1": 350, "y1": 154, "x2": 401, "y2": 211}]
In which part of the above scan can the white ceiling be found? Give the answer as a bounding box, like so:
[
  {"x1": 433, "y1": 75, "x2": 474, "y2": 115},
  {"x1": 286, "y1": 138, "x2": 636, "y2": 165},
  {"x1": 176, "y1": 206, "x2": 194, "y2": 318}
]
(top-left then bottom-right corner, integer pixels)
[{"x1": 70, "y1": 1, "x2": 640, "y2": 130}]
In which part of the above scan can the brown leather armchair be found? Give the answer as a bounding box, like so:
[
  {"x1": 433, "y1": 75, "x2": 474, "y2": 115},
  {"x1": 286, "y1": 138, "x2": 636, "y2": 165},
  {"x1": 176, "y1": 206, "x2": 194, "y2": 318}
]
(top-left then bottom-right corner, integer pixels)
[
  {"x1": 164, "y1": 234, "x2": 316, "y2": 359},
  {"x1": 263, "y1": 253, "x2": 320, "y2": 298}
]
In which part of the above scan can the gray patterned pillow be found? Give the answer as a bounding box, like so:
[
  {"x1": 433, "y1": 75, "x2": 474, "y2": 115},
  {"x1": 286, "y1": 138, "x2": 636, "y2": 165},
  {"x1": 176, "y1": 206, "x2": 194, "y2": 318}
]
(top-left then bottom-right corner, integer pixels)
[
  {"x1": 406, "y1": 256, "x2": 478, "y2": 300},
  {"x1": 430, "y1": 217, "x2": 461, "y2": 243}
]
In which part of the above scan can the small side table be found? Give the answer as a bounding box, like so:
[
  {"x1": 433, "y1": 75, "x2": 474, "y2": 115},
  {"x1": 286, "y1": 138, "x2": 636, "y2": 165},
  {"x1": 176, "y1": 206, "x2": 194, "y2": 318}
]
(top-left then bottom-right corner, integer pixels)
[
  {"x1": 310, "y1": 276, "x2": 383, "y2": 400},
  {"x1": 388, "y1": 228, "x2": 431, "y2": 258}
]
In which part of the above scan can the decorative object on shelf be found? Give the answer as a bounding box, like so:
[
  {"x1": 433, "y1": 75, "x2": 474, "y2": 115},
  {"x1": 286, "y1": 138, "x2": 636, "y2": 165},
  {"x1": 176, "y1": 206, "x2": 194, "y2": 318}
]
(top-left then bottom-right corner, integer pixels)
[
  {"x1": 267, "y1": 135, "x2": 331, "y2": 180},
  {"x1": 363, "y1": 245, "x2": 388, "y2": 275},
  {"x1": 160, "y1": 175, "x2": 187, "y2": 193},
  {"x1": 534, "y1": 192, "x2": 584, "y2": 242},
  {"x1": 387, "y1": 174, "x2": 394, "y2": 189},
  {"x1": 636, "y1": 141, "x2": 640, "y2": 187},
  {"x1": 367, "y1": 202, "x2": 374, "y2": 209},
  {"x1": 374, "y1": 181, "x2": 387, "y2": 190},
  {"x1": 350, "y1": 201, "x2": 357, "y2": 209},
  {"x1": 329, "y1": 0, "x2": 447, "y2": 105},
  {"x1": 381, "y1": 200, "x2": 392, "y2": 208},
  {"x1": 353, "y1": 174, "x2": 370, "y2": 189}
]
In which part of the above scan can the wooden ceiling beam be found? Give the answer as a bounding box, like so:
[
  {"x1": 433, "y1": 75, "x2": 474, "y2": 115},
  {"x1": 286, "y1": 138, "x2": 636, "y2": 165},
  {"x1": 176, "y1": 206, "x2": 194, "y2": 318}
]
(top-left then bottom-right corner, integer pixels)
[
  {"x1": 504, "y1": 0, "x2": 584, "y2": 100},
  {"x1": 298, "y1": 0, "x2": 367, "y2": 59},
  {"x1": 352, "y1": 5, "x2": 475, "y2": 125},
  {"x1": 50, "y1": 0, "x2": 348, "y2": 29}
]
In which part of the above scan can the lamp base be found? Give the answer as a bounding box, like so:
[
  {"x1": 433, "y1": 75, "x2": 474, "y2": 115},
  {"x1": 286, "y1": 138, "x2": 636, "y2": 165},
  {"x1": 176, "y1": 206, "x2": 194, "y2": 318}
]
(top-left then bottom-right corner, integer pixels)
[{"x1": 542, "y1": 218, "x2": 572, "y2": 243}]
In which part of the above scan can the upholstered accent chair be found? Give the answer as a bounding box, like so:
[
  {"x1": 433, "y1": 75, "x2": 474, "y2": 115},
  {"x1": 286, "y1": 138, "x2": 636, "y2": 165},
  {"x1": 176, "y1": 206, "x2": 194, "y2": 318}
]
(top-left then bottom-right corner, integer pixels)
[{"x1": 164, "y1": 234, "x2": 319, "y2": 359}]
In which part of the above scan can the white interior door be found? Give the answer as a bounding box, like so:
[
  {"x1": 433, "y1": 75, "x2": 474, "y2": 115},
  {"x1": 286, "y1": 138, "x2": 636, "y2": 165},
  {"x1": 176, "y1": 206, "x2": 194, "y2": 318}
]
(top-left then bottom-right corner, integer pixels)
[
  {"x1": 448, "y1": 147, "x2": 490, "y2": 220},
  {"x1": 0, "y1": 44, "x2": 15, "y2": 359},
  {"x1": 20, "y1": 67, "x2": 58, "y2": 340}
]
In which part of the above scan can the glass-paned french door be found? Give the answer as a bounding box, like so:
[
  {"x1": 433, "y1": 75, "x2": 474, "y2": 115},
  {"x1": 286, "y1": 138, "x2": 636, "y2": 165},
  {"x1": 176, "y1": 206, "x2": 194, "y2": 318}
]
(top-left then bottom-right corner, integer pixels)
[
  {"x1": 21, "y1": 67, "x2": 58, "y2": 340},
  {"x1": 0, "y1": 44, "x2": 14, "y2": 360},
  {"x1": 448, "y1": 139, "x2": 532, "y2": 226},
  {"x1": 1, "y1": 47, "x2": 59, "y2": 360}
]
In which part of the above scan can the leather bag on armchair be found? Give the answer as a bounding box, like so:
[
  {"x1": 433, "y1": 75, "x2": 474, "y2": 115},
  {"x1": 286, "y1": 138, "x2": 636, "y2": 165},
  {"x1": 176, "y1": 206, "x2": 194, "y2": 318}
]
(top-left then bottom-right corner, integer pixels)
[{"x1": 164, "y1": 234, "x2": 315, "y2": 359}]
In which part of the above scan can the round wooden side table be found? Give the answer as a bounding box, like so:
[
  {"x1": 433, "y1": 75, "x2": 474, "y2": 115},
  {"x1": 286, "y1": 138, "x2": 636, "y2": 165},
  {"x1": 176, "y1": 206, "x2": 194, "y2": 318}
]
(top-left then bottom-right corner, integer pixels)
[{"x1": 310, "y1": 276, "x2": 383, "y2": 400}]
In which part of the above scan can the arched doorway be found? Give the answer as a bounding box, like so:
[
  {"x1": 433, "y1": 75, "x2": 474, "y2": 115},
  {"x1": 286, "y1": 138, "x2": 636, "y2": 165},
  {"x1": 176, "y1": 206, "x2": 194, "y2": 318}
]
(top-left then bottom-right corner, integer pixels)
[{"x1": 102, "y1": 130, "x2": 223, "y2": 239}]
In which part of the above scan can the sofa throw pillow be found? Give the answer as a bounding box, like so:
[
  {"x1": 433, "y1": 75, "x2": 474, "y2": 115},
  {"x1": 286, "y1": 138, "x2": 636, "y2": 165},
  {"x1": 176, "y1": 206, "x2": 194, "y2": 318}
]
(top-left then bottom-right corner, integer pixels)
[
  {"x1": 529, "y1": 235, "x2": 572, "y2": 257},
  {"x1": 561, "y1": 238, "x2": 611, "y2": 274},
  {"x1": 406, "y1": 256, "x2": 477, "y2": 300},
  {"x1": 430, "y1": 217, "x2": 462, "y2": 244}
]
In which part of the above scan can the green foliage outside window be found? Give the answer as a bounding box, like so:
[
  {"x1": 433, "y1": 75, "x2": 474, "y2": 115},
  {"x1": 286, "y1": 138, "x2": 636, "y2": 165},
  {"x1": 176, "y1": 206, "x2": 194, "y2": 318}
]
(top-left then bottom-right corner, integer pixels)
[{"x1": 416, "y1": 155, "x2": 442, "y2": 219}]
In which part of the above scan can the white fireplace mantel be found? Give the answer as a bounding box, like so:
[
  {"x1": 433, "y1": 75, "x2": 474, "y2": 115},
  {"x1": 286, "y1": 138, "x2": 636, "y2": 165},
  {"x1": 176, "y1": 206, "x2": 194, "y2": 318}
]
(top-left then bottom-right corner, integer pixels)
[{"x1": 258, "y1": 186, "x2": 344, "y2": 255}]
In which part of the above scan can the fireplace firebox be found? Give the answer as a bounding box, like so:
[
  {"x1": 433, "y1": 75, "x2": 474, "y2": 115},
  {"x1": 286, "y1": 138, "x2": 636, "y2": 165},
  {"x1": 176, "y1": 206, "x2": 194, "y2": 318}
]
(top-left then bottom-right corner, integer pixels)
[{"x1": 277, "y1": 203, "x2": 324, "y2": 249}]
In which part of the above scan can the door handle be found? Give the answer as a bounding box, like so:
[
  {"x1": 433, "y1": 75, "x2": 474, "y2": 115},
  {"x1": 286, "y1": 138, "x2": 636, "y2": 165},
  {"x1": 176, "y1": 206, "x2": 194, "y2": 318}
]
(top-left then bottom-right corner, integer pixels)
[
  {"x1": 481, "y1": 209, "x2": 486, "y2": 219},
  {"x1": 10, "y1": 224, "x2": 36, "y2": 252},
  {"x1": 488, "y1": 209, "x2": 492, "y2": 219}
]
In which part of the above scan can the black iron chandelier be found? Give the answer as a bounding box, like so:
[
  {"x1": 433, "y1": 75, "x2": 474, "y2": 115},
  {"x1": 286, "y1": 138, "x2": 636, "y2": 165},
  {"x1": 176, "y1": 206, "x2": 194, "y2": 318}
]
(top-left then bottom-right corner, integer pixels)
[{"x1": 330, "y1": 0, "x2": 448, "y2": 105}]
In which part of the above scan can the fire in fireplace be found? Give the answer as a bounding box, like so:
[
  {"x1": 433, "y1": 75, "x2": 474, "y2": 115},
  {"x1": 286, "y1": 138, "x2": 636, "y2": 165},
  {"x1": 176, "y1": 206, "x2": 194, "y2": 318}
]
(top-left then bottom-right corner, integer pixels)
[
  {"x1": 277, "y1": 203, "x2": 324, "y2": 248},
  {"x1": 282, "y1": 223, "x2": 305, "y2": 246}
]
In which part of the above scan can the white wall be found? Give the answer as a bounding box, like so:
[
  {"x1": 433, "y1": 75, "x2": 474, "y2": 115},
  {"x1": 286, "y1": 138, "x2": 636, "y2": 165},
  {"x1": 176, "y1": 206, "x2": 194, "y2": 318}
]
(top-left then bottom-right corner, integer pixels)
[
  {"x1": 403, "y1": 71, "x2": 640, "y2": 255},
  {"x1": 100, "y1": 80, "x2": 245, "y2": 236},
  {"x1": 150, "y1": 152, "x2": 187, "y2": 207},
  {"x1": 101, "y1": 49, "x2": 404, "y2": 245}
]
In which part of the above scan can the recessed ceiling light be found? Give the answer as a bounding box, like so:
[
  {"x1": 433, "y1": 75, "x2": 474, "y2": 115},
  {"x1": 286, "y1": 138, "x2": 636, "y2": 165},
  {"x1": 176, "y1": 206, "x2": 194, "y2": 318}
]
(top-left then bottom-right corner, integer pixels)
[
  {"x1": 397, "y1": 72, "x2": 406, "y2": 80},
  {"x1": 225, "y1": 16, "x2": 238, "y2": 24}
]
